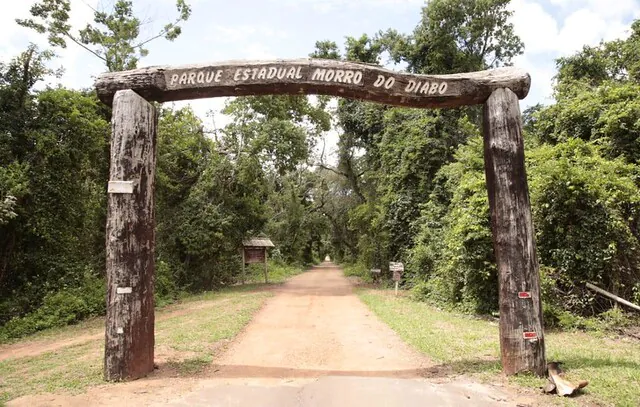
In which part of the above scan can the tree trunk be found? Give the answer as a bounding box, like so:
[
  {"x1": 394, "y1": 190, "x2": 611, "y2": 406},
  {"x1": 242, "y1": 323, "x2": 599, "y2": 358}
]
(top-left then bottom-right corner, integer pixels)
[
  {"x1": 483, "y1": 88, "x2": 546, "y2": 376},
  {"x1": 104, "y1": 90, "x2": 157, "y2": 381}
]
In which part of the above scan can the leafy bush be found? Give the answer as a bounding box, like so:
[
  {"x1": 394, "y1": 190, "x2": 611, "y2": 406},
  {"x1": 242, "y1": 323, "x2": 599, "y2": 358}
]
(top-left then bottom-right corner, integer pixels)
[
  {"x1": 0, "y1": 273, "x2": 105, "y2": 342},
  {"x1": 342, "y1": 263, "x2": 374, "y2": 283},
  {"x1": 409, "y1": 137, "x2": 497, "y2": 314},
  {"x1": 155, "y1": 260, "x2": 180, "y2": 307},
  {"x1": 409, "y1": 137, "x2": 640, "y2": 318},
  {"x1": 528, "y1": 139, "x2": 640, "y2": 315}
]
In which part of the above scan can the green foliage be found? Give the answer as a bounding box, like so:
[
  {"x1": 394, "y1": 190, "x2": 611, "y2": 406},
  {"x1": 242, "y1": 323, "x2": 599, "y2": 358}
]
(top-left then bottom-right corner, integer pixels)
[
  {"x1": 410, "y1": 136, "x2": 640, "y2": 316},
  {"x1": 0, "y1": 48, "x2": 109, "y2": 326},
  {"x1": 342, "y1": 263, "x2": 373, "y2": 283},
  {"x1": 243, "y1": 260, "x2": 304, "y2": 284},
  {"x1": 379, "y1": 0, "x2": 522, "y2": 74},
  {"x1": 528, "y1": 139, "x2": 640, "y2": 314},
  {"x1": 409, "y1": 137, "x2": 497, "y2": 314},
  {"x1": 0, "y1": 273, "x2": 105, "y2": 342},
  {"x1": 312, "y1": 0, "x2": 525, "y2": 273},
  {"x1": 533, "y1": 81, "x2": 640, "y2": 163}
]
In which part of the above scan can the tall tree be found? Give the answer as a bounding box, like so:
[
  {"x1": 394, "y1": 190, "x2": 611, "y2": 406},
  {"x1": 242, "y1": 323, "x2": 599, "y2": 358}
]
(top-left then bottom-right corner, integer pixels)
[
  {"x1": 379, "y1": 0, "x2": 523, "y2": 74},
  {"x1": 312, "y1": 0, "x2": 524, "y2": 264}
]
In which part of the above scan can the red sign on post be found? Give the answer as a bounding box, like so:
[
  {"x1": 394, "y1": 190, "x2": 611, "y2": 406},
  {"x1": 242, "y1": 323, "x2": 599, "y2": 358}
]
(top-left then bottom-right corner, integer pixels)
[
  {"x1": 518, "y1": 292, "x2": 532, "y2": 299},
  {"x1": 523, "y1": 331, "x2": 538, "y2": 340}
]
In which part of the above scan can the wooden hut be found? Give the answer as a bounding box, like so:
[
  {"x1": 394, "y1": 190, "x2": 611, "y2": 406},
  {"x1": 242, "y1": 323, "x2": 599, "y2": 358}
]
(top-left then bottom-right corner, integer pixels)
[{"x1": 242, "y1": 237, "x2": 275, "y2": 284}]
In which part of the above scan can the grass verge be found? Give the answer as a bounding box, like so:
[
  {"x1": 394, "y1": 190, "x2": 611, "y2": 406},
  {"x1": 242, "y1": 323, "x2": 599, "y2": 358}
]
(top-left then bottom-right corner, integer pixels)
[
  {"x1": 243, "y1": 260, "x2": 305, "y2": 284},
  {"x1": 358, "y1": 289, "x2": 640, "y2": 407},
  {"x1": 0, "y1": 288, "x2": 272, "y2": 404}
]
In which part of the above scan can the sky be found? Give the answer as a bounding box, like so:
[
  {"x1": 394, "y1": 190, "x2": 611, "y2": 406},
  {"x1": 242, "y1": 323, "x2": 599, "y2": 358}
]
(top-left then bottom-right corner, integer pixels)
[{"x1": 1, "y1": 0, "x2": 639, "y2": 159}]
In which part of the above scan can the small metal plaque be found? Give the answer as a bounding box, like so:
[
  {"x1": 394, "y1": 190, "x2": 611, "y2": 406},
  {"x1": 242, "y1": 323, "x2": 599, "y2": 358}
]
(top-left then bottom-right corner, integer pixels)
[
  {"x1": 108, "y1": 181, "x2": 134, "y2": 194},
  {"x1": 392, "y1": 271, "x2": 402, "y2": 282},
  {"x1": 370, "y1": 269, "x2": 381, "y2": 273},
  {"x1": 523, "y1": 331, "x2": 538, "y2": 340},
  {"x1": 518, "y1": 292, "x2": 532, "y2": 299},
  {"x1": 116, "y1": 287, "x2": 132, "y2": 294}
]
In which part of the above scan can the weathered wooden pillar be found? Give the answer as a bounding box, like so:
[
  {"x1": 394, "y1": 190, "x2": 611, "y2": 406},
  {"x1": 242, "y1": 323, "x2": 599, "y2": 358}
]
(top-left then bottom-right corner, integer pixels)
[
  {"x1": 241, "y1": 249, "x2": 246, "y2": 285},
  {"x1": 105, "y1": 90, "x2": 157, "y2": 381},
  {"x1": 264, "y1": 249, "x2": 268, "y2": 284},
  {"x1": 482, "y1": 88, "x2": 546, "y2": 376}
]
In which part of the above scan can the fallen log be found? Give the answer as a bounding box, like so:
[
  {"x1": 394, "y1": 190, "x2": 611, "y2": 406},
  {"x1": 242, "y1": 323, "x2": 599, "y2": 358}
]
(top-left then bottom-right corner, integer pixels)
[
  {"x1": 544, "y1": 362, "x2": 588, "y2": 397},
  {"x1": 585, "y1": 282, "x2": 640, "y2": 313}
]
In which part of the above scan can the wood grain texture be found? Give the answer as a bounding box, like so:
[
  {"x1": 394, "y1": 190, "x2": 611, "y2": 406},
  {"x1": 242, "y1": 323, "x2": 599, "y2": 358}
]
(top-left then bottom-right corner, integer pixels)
[
  {"x1": 95, "y1": 59, "x2": 531, "y2": 108},
  {"x1": 104, "y1": 90, "x2": 157, "y2": 381},
  {"x1": 483, "y1": 88, "x2": 546, "y2": 376}
]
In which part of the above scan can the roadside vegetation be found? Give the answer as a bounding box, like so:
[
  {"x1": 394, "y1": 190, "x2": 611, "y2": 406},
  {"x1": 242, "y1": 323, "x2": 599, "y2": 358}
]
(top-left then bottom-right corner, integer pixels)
[
  {"x1": 0, "y1": 261, "x2": 302, "y2": 343},
  {"x1": 359, "y1": 289, "x2": 640, "y2": 407}
]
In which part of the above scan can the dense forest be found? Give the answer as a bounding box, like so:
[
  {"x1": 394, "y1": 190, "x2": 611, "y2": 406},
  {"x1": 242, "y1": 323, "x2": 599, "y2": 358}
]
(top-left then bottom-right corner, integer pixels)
[{"x1": 1, "y1": 0, "x2": 639, "y2": 340}]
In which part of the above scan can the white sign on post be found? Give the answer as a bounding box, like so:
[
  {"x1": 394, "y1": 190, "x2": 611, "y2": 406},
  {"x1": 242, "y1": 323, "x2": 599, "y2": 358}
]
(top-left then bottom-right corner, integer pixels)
[
  {"x1": 390, "y1": 262, "x2": 404, "y2": 281},
  {"x1": 390, "y1": 262, "x2": 404, "y2": 296},
  {"x1": 107, "y1": 180, "x2": 134, "y2": 194},
  {"x1": 389, "y1": 262, "x2": 404, "y2": 272}
]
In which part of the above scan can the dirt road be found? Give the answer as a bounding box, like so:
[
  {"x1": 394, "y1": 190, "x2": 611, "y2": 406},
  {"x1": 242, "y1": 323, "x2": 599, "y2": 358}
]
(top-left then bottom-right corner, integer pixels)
[
  {"x1": 9, "y1": 262, "x2": 519, "y2": 406},
  {"x1": 213, "y1": 261, "x2": 427, "y2": 377}
]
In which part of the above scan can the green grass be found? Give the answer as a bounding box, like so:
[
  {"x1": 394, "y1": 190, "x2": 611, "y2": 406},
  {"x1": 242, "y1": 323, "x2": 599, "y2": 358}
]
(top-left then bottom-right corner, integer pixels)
[
  {"x1": 166, "y1": 356, "x2": 213, "y2": 375},
  {"x1": 342, "y1": 263, "x2": 376, "y2": 284},
  {"x1": 243, "y1": 261, "x2": 305, "y2": 284},
  {"x1": 0, "y1": 289, "x2": 272, "y2": 404},
  {"x1": 358, "y1": 289, "x2": 640, "y2": 407},
  {"x1": 0, "y1": 341, "x2": 104, "y2": 403}
]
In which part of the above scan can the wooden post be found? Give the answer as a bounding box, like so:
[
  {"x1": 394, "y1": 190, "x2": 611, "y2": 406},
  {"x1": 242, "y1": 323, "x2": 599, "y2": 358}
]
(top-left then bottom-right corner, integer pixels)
[
  {"x1": 264, "y1": 249, "x2": 268, "y2": 284},
  {"x1": 483, "y1": 88, "x2": 546, "y2": 376},
  {"x1": 105, "y1": 90, "x2": 157, "y2": 381},
  {"x1": 241, "y1": 249, "x2": 246, "y2": 285}
]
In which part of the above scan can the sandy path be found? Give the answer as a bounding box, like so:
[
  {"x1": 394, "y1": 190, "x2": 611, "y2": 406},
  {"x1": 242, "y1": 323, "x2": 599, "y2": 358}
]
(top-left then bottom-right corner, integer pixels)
[{"x1": 212, "y1": 262, "x2": 428, "y2": 377}]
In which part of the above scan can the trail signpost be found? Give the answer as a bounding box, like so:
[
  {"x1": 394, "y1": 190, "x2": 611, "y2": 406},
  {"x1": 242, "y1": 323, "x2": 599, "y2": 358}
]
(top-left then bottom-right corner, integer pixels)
[
  {"x1": 389, "y1": 262, "x2": 404, "y2": 296},
  {"x1": 242, "y1": 237, "x2": 274, "y2": 285},
  {"x1": 97, "y1": 58, "x2": 546, "y2": 380}
]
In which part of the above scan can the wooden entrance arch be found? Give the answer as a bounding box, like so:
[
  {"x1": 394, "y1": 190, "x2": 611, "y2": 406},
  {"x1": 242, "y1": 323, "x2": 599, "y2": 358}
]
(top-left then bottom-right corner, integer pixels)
[{"x1": 96, "y1": 59, "x2": 546, "y2": 381}]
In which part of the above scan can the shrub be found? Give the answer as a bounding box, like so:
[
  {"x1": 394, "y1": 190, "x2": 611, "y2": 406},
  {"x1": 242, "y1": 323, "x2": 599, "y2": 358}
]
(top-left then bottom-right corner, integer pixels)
[
  {"x1": 0, "y1": 272, "x2": 105, "y2": 342},
  {"x1": 342, "y1": 263, "x2": 374, "y2": 283}
]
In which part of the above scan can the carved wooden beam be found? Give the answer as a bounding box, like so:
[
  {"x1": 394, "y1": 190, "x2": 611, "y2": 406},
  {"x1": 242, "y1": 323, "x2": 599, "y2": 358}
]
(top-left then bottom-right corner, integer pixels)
[{"x1": 95, "y1": 59, "x2": 531, "y2": 108}]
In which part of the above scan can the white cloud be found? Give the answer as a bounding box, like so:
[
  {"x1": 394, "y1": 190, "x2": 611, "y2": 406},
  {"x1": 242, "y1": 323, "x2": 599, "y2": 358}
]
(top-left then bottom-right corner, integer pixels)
[
  {"x1": 1, "y1": 0, "x2": 102, "y2": 89},
  {"x1": 0, "y1": 2, "x2": 43, "y2": 58},
  {"x1": 510, "y1": 0, "x2": 559, "y2": 54},
  {"x1": 549, "y1": 0, "x2": 640, "y2": 19},
  {"x1": 510, "y1": 0, "x2": 639, "y2": 106},
  {"x1": 512, "y1": 0, "x2": 639, "y2": 56}
]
